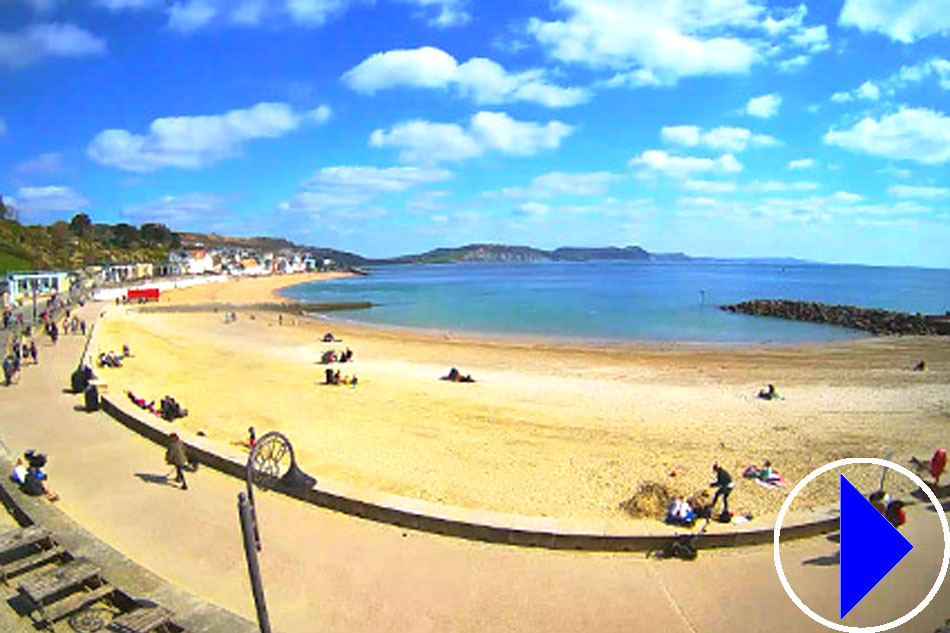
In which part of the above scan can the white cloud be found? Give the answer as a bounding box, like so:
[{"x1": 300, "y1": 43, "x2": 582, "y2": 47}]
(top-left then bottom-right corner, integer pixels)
[
  {"x1": 369, "y1": 112, "x2": 573, "y2": 163},
  {"x1": 629, "y1": 150, "x2": 742, "y2": 179},
  {"x1": 393, "y1": 0, "x2": 469, "y2": 27},
  {"x1": 0, "y1": 23, "x2": 106, "y2": 69},
  {"x1": 13, "y1": 152, "x2": 65, "y2": 174},
  {"x1": 8, "y1": 186, "x2": 88, "y2": 218},
  {"x1": 684, "y1": 180, "x2": 738, "y2": 193},
  {"x1": 746, "y1": 180, "x2": 819, "y2": 192},
  {"x1": 788, "y1": 158, "x2": 815, "y2": 169},
  {"x1": 832, "y1": 191, "x2": 864, "y2": 203},
  {"x1": 168, "y1": 1, "x2": 218, "y2": 32},
  {"x1": 839, "y1": 0, "x2": 950, "y2": 43},
  {"x1": 88, "y1": 102, "x2": 332, "y2": 172},
  {"x1": 745, "y1": 93, "x2": 781, "y2": 118},
  {"x1": 280, "y1": 165, "x2": 449, "y2": 218},
  {"x1": 343, "y1": 47, "x2": 589, "y2": 108},
  {"x1": 824, "y1": 108, "x2": 950, "y2": 165},
  {"x1": 123, "y1": 193, "x2": 230, "y2": 226},
  {"x1": 661, "y1": 125, "x2": 779, "y2": 152},
  {"x1": 789, "y1": 25, "x2": 829, "y2": 53},
  {"x1": 830, "y1": 80, "x2": 881, "y2": 103},
  {"x1": 499, "y1": 171, "x2": 616, "y2": 198},
  {"x1": 888, "y1": 185, "x2": 950, "y2": 200},
  {"x1": 894, "y1": 58, "x2": 950, "y2": 90},
  {"x1": 528, "y1": 1, "x2": 829, "y2": 86},
  {"x1": 527, "y1": 0, "x2": 762, "y2": 83},
  {"x1": 777, "y1": 55, "x2": 810, "y2": 73},
  {"x1": 302, "y1": 165, "x2": 452, "y2": 193},
  {"x1": 285, "y1": 0, "x2": 350, "y2": 25}
]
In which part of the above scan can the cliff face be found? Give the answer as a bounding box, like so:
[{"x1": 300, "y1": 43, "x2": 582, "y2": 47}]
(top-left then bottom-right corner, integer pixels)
[
  {"x1": 551, "y1": 246, "x2": 650, "y2": 261},
  {"x1": 721, "y1": 299, "x2": 950, "y2": 336}
]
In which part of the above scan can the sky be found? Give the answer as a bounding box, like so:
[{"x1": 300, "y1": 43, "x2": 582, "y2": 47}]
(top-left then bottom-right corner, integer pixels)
[{"x1": 1, "y1": 0, "x2": 949, "y2": 267}]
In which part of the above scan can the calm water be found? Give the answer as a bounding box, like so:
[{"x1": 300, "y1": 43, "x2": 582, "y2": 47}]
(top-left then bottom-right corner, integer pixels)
[{"x1": 280, "y1": 261, "x2": 950, "y2": 343}]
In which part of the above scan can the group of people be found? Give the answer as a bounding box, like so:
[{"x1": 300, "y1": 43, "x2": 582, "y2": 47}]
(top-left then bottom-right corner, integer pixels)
[
  {"x1": 321, "y1": 348, "x2": 354, "y2": 364},
  {"x1": 664, "y1": 463, "x2": 736, "y2": 526},
  {"x1": 160, "y1": 395, "x2": 188, "y2": 421},
  {"x1": 2, "y1": 309, "x2": 25, "y2": 330},
  {"x1": 10, "y1": 450, "x2": 59, "y2": 502},
  {"x1": 60, "y1": 314, "x2": 87, "y2": 336},
  {"x1": 324, "y1": 367, "x2": 358, "y2": 386}
]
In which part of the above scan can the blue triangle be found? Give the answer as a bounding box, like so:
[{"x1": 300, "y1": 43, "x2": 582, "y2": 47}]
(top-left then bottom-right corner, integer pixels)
[{"x1": 840, "y1": 475, "x2": 914, "y2": 619}]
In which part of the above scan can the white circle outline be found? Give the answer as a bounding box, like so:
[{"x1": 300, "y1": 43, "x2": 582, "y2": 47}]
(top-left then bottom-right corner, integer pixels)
[{"x1": 773, "y1": 458, "x2": 950, "y2": 632}]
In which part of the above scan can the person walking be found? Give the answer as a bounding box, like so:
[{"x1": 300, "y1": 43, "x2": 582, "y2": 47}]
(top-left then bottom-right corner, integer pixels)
[
  {"x1": 29, "y1": 340, "x2": 37, "y2": 365},
  {"x1": 710, "y1": 463, "x2": 734, "y2": 519},
  {"x1": 165, "y1": 433, "x2": 190, "y2": 490}
]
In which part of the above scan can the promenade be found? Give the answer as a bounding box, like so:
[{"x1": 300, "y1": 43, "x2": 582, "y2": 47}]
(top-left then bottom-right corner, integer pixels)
[{"x1": 0, "y1": 304, "x2": 946, "y2": 633}]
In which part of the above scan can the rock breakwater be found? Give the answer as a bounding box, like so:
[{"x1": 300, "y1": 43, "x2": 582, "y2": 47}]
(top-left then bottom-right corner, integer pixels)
[{"x1": 720, "y1": 299, "x2": 950, "y2": 336}]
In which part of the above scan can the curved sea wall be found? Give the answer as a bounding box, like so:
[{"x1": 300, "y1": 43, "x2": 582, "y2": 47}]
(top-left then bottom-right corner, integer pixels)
[{"x1": 721, "y1": 300, "x2": 950, "y2": 336}]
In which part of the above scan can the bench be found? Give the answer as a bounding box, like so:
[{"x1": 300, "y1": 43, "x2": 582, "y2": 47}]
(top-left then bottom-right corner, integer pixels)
[
  {"x1": 108, "y1": 605, "x2": 174, "y2": 633},
  {"x1": 0, "y1": 525, "x2": 52, "y2": 557},
  {"x1": 18, "y1": 558, "x2": 111, "y2": 624},
  {"x1": 0, "y1": 544, "x2": 65, "y2": 584}
]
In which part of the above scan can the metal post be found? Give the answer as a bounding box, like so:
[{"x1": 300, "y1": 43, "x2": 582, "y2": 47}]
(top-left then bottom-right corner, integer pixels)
[{"x1": 238, "y1": 492, "x2": 272, "y2": 633}]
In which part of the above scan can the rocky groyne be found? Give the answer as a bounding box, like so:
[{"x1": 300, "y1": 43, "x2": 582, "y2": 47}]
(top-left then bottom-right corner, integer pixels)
[{"x1": 720, "y1": 300, "x2": 950, "y2": 336}]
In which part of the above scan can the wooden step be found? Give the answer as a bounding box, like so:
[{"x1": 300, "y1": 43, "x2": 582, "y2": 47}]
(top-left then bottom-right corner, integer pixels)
[
  {"x1": 107, "y1": 605, "x2": 174, "y2": 633},
  {"x1": 0, "y1": 545, "x2": 65, "y2": 583},
  {"x1": 41, "y1": 583, "x2": 115, "y2": 623}
]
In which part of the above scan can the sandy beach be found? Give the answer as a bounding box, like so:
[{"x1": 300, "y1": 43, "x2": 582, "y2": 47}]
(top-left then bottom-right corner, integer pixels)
[{"x1": 94, "y1": 274, "x2": 950, "y2": 524}]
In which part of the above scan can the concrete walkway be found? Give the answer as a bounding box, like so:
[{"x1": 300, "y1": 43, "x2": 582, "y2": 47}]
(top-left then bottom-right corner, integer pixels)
[{"x1": 0, "y1": 305, "x2": 947, "y2": 633}]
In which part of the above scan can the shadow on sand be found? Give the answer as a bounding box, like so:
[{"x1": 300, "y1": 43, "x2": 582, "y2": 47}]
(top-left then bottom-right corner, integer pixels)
[{"x1": 134, "y1": 472, "x2": 175, "y2": 487}]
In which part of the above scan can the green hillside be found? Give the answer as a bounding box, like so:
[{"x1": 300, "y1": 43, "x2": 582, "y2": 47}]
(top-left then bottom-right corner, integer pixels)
[{"x1": 0, "y1": 208, "x2": 180, "y2": 274}]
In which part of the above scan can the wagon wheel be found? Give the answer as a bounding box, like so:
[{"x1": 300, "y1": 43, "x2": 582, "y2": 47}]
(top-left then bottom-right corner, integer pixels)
[{"x1": 249, "y1": 432, "x2": 294, "y2": 491}]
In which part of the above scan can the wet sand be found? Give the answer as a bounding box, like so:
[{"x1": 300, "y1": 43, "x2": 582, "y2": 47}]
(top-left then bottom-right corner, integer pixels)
[{"x1": 94, "y1": 274, "x2": 950, "y2": 523}]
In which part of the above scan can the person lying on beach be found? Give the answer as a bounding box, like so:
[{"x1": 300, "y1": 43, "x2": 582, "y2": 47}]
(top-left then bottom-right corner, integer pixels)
[
  {"x1": 323, "y1": 332, "x2": 340, "y2": 342},
  {"x1": 756, "y1": 383, "x2": 781, "y2": 400},
  {"x1": 742, "y1": 460, "x2": 786, "y2": 487},
  {"x1": 441, "y1": 367, "x2": 476, "y2": 383}
]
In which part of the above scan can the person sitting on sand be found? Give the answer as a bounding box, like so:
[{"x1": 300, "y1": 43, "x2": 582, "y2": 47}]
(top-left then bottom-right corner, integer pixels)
[
  {"x1": 665, "y1": 497, "x2": 696, "y2": 527},
  {"x1": 334, "y1": 370, "x2": 342, "y2": 385},
  {"x1": 323, "y1": 332, "x2": 340, "y2": 342},
  {"x1": 757, "y1": 383, "x2": 781, "y2": 400},
  {"x1": 325, "y1": 368, "x2": 335, "y2": 385},
  {"x1": 686, "y1": 490, "x2": 712, "y2": 520},
  {"x1": 885, "y1": 498, "x2": 907, "y2": 528},
  {"x1": 913, "y1": 360, "x2": 926, "y2": 372},
  {"x1": 868, "y1": 490, "x2": 887, "y2": 515}
]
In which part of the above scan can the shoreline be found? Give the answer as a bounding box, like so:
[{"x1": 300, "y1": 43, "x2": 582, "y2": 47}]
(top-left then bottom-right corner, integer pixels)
[
  {"x1": 276, "y1": 276, "x2": 876, "y2": 352},
  {"x1": 92, "y1": 273, "x2": 950, "y2": 525}
]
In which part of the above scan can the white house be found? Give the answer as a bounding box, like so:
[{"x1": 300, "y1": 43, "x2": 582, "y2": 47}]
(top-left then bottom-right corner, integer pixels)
[{"x1": 169, "y1": 250, "x2": 216, "y2": 275}]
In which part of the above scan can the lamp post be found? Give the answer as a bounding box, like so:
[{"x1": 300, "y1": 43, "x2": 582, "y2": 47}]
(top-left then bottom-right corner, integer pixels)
[{"x1": 240, "y1": 431, "x2": 317, "y2": 633}]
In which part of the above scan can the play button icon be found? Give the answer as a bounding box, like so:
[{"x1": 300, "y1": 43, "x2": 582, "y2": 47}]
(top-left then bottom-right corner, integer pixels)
[{"x1": 839, "y1": 475, "x2": 914, "y2": 619}]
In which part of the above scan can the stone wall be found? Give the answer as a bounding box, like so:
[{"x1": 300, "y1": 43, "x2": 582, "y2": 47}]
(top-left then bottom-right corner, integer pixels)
[{"x1": 720, "y1": 299, "x2": 950, "y2": 336}]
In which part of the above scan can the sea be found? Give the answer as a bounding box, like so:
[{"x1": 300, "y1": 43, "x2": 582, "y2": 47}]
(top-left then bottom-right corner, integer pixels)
[{"x1": 280, "y1": 261, "x2": 950, "y2": 344}]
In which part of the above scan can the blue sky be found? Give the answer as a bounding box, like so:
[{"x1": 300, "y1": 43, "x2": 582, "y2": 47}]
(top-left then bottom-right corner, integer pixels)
[{"x1": 1, "y1": 0, "x2": 949, "y2": 266}]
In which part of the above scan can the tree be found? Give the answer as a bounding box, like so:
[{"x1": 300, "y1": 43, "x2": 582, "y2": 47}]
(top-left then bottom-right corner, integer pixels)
[
  {"x1": 69, "y1": 213, "x2": 92, "y2": 237},
  {"x1": 49, "y1": 221, "x2": 71, "y2": 248},
  {"x1": 112, "y1": 223, "x2": 139, "y2": 248},
  {"x1": 0, "y1": 196, "x2": 17, "y2": 221}
]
